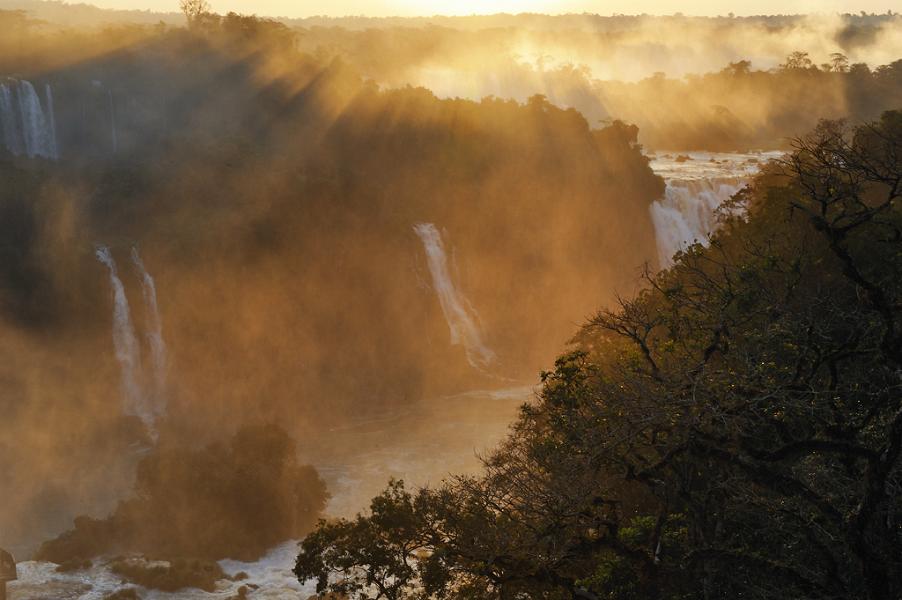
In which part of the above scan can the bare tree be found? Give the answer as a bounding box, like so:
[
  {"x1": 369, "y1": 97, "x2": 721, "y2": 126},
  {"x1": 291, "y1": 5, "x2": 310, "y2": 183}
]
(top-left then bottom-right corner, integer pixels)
[{"x1": 179, "y1": 0, "x2": 210, "y2": 26}]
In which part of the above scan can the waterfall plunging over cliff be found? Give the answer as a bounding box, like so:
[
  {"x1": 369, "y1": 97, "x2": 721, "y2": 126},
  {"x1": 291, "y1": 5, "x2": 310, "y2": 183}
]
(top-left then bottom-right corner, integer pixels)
[
  {"x1": 414, "y1": 223, "x2": 496, "y2": 369},
  {"x1": 96, "y1": 245, "x2": 148, "y2": 427},
  {"x1": 44, "y1": 84, "x2": 59, "y2": 160},
  {"x1": 648, "y1": 152, "x2": 781, "y2": 267},
  {"x1": 131, "y1": 246, "x2": 167, "y2": 417},
  {"x1": 650, "y1": 178, "x2": 744, "y2": 267},
  {"x1": 108, "y1": 89, "x2": 118, "y2": 154},
  {"x1": 0, "y1": 83, "x2": 23, "y2": 155},
  {"x1": 0, "y1": 79, "x2": 59, "y2": 159}
]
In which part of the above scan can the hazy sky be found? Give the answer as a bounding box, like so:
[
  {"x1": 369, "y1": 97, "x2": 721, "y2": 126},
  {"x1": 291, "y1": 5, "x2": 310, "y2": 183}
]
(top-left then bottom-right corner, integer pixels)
[{"x1": 85, "y1": 0, "x2": 900, "y2": 18}]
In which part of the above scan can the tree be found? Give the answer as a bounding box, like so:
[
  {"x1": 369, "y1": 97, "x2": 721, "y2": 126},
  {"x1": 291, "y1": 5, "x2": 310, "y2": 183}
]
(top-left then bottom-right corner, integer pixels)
[
  {"x1": 723, "y1": 59, "x2": 751, "y2": 77},
  {"x1": 296, "y1": 112, "x2": 902, "y2": 599},
  {"x1": 179, "y1": 0, "x2": 210, "y2": 26},
  {"x1": 830, "y1": 52, "x2": 850, "y2": 72},
  {"x1": 780, "y1": 51, "x2": 813, "y2": 70}
]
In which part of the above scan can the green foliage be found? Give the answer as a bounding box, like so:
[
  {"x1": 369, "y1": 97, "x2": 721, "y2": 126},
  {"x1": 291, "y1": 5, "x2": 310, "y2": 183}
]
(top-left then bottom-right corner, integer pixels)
[
  {"x1": 296, "y1": 112, "x2": 902, "y2": 599},
  {"x1": 296, "y1": 481, "x2": 425, "y2": 600}
]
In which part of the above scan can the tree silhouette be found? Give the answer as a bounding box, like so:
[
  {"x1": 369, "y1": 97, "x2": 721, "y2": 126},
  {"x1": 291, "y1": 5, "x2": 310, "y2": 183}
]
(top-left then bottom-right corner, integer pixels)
[{"x1": 179, "y1": 0, "x2": 210, "y2": 26}]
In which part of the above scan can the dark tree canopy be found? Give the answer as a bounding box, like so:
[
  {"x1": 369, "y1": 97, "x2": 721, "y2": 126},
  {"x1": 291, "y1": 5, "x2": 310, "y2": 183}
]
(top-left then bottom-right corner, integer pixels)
[{"x1": 296, "y1": 111, "x2": 902, "y2": 600}]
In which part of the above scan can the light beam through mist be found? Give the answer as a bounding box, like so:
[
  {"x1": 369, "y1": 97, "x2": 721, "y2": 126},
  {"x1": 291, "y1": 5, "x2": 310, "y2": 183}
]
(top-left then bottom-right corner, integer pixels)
[{"x1": 413, "y1": 223, "x2": 496, "y2": 369}]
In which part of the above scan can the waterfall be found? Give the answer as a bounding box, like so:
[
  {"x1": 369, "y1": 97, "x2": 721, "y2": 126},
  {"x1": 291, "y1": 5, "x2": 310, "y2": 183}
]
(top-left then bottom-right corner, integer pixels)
[
  {"x1": 0, "y1": 83, "x2": 23, "y2": 155},
  {"x1": 649, "y1": 177, "x2": 744, "y2": 267},
  {"x1": 44, "y1": 84, "x2": 59, "y2": 160},
  {"x1": 0, "y1": 80, "x2": 58, "y2": 159},
  {"x1": 95, "y1": 246, "x2": 152, "y2": 429},
  {"x1": 17, "y1": 81, "x2": 52, "y2": 158},
  {"x1": 108, "y1": 89, "x2": 118, "y2": 154},
  {"x1": 413, "y1": 223, "x2": 496, "y2": 369},
  {"x1": 131, "y1": 246, "x2": 167, "y2": 418}
]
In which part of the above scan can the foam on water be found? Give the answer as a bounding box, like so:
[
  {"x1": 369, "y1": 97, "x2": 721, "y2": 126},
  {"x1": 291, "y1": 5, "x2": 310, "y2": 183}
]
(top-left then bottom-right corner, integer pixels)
[{"x1": 10, "y1": 542, "x2": 316, "y2": 599}]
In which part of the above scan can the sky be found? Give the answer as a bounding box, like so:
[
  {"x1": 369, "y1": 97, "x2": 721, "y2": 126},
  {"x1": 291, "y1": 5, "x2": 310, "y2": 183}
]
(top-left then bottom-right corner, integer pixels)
[{"x1": 82, "y1": 0, "x2": 900, "y2": 18}]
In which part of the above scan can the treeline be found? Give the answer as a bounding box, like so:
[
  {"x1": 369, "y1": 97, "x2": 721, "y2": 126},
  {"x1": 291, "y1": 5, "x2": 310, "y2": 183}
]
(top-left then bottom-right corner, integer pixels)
[
  {"x1": 598, "y1": 54, "x2": 902, "y2": 149},
  {"x1": 292, "y1": 23, "x2": 902, "y2": 150},
  {"x1": 296, "y1": 112, "x2": 902, "y2": 599},
  {"x1": 3, "y1": 7, "x2": 901, "y2": 150}
]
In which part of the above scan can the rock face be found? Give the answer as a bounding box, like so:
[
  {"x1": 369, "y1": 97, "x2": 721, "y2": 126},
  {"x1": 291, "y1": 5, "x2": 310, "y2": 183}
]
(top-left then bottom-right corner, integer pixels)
[
  {"x1": 0, "y1": 549, "x2": 16, "y2": 600},
  {"x1": 0, "y1": 549, "x2": 16, "y2": 581}
]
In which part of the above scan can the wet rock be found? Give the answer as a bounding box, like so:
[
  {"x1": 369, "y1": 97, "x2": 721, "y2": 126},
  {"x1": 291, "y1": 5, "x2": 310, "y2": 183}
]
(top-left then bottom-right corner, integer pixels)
[
  {"x1": 55, "y1": 558, "x2": 93, "y2": 573},
  {"x1": 104, "y1": 588, "x2": 141, "y2": 600},
  {"x1": 109, "y1": 556, "x2": 226, "y2": 593}
]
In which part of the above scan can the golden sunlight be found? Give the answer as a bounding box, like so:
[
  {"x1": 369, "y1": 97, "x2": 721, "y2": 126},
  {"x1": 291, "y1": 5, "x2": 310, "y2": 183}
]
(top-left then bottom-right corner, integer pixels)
[
  {"x1": 395, "y1": 0, "x2": 558, "y2": 15},
  {"x1": 2, "y1": 2, "x2": 902, "y2": 598}
]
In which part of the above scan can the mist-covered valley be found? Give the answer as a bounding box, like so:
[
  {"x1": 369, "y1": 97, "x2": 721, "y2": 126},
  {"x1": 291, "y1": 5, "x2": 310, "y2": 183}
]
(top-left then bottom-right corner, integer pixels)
[{"x1": 0, "y1": 3, "x2": 901, "y2": 599}]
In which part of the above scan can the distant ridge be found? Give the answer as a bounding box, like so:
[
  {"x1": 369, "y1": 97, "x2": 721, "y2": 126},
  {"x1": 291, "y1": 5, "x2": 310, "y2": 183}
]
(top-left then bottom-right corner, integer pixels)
[
  {"x1": 0, "y1": 0, "x2": 181, "y2": 27},
  {"x1": 1, "y1": 1, "x2": 898, "y2": 31}
]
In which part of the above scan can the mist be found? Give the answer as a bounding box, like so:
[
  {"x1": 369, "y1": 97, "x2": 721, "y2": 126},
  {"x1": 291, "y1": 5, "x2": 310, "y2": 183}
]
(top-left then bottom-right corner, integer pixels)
[{"x1": 0, "y1": 3, "x2": 899, "y2": 598}]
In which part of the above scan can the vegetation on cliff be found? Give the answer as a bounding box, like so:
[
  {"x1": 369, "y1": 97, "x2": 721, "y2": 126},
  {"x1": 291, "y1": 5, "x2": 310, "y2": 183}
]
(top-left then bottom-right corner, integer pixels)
[{"x1": 296, "y1": 112, "x2": 902, "y2": 599}]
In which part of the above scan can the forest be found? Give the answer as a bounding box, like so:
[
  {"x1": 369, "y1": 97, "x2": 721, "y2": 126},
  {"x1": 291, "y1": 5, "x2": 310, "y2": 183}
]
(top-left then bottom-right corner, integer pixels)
[
  {"x1": 0, "y1": 3, "x2": 899, "y2": 599},
  {"x1": 2, "y1": 8, "x2": 902, "y2": 149},
  {"x1": 296, "y1": 111, "x2": 902, "y2": 600}
]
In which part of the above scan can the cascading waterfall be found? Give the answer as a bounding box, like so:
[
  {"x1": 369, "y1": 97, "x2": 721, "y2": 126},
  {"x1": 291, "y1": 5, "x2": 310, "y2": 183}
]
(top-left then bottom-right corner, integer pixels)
[
  {"x1": 647, "y1": 152, "x2": 783, "y2": 268},
  {"x1": 0, "y1": 79, "x2": 59, "y2": 159},
  {"x1": 44, "y1": 83, "x2": 59, "y2": 160},
  {"x1": 0, "y1": 83, "x2": 23, "y2": 155},
  {"x1": 108, "y1": 89, "x2": 118, "y2": 154},
  {"x1": 95, "y1": 245, "x2": 150, "y2": 428},
  {"x1": 131, "y1": 246, "x2": 167, "y2": 418},
  {"x1": 649, "y1": 177, "x2": 744, "y2": 267},
  {"x1": 413, "y1": 223, "x2": 496, "y2": 369},
  {"x1": 18, "y1": 81, "x2": 52, "y2": 158}
]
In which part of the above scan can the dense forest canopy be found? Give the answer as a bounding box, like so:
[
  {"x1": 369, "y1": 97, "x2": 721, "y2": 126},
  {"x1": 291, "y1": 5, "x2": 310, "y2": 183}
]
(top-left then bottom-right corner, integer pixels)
[{"x1": 296, "y1": 110, "x2": 902, "y2": 600}]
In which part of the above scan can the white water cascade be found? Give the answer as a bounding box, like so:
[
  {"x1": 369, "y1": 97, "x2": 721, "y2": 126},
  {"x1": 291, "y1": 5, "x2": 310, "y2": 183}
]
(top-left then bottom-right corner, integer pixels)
[
  {"x1": 0, "y1": 79, "x2": 59, "y2": 159},
  {"x1": 414, "y1": 223, "x2": 496, "y2": 369},
  {"x1": 650, "y1": 178, "x2": 744, "y2": 267},
  {"x1": 44, "y1": 83, "x2": 59, "y2": 159},
  {"x1": 648, "y1": 152, "x2": 782, "y2": 267},
  {"x1": 108, "y1": 89, "x2": 118, "y2": 154},
  {"x1": 131, "y1": 246, "x2": 168, "y2": 418},
  {"x1": 0, "y1": 83, "x2": 23, "y2": 155},
  {"x1": 96, "y1": 245, "x2": 150, "y2": 428}
]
